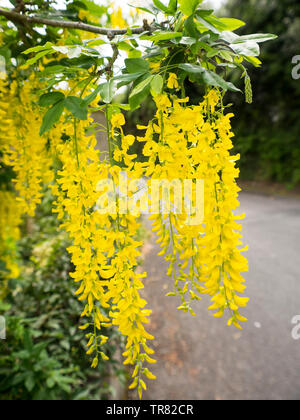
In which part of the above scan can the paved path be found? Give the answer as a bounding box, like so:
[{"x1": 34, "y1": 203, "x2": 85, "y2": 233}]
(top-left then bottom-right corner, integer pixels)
[{"x1": 134, "y1": 193, "x2": 300, "y2": 400}]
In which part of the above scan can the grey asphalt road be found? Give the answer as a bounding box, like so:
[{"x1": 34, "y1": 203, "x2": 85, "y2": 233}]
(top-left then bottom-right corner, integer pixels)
[{"x1": 133, "y1": 192, "x2": 300, "y2": 400}]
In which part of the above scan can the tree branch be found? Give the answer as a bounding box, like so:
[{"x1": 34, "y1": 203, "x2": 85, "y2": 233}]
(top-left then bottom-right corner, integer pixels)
[
  {"x1": 98, "y1": 43, "x2": 119, "y2": 77},
  {"x1": 0, "y1": 7, "x2": 153, "y2": 36}
]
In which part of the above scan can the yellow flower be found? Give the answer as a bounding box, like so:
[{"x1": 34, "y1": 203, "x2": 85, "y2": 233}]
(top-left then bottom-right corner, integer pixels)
[
  {"x1": 91, "y1": 358, "x2": 99, "y2": 368},
  {"x1": 78, "y1": 9, "x2": 89, "y2": 20},
  {"x1": 154, "y1": 94, "x2": 171, "y2": 112},
  {"x1": 111, "y1": 113, "x2": 125, "y2": 129},
  {"x1": 167, "y1": 73, "x2": 179, "y2": 89},
  {"x1": 122, "y1": 134, "x2": 135, "y2": 150},
  {"x1": 131, "y1": 93, "x2": 249, "y2": 329},
  {"x1": 205, "y1": 89, "x2": 220, "y2": 113},
  {"x1": 150, "y1": 62, "x2": 161, "y2": 72},
  {"x1": 0, "y1": 59, "x2": 250, "y2": 399},
  {"x1": 0, "y1": 77, "x2": 53, "y2": 217},
  {"x1": 50, "y1": 108, "x2": 155, "y2": 396},
  {"x1": 111, "y1": 7, "x2": 127, "y2": 29}
]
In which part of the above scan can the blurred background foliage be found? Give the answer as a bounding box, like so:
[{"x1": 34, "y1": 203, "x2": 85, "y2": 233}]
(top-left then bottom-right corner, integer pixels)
[
  {"x1": 223, "y1": 0, "x2": 300, "y2": 186},
  {"x1": 0, "y1": 192, "x2": 126, "y2": 400}
]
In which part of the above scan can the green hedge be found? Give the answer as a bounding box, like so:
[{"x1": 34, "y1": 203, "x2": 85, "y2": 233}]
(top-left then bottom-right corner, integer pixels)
[{"x1": 0, "y1": 193, "x2": 126, "y2": 400}]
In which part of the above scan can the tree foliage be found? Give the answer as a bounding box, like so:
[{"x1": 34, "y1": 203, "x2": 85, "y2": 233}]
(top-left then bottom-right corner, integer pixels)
[{"x1": 225, "y1": 0, "x2": 300, "y2": 185}]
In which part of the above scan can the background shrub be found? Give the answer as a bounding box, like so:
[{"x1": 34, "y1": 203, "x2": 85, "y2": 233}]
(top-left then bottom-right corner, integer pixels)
[{"x1": 0, "y1": 193, "x2": 126, "y2": 400}]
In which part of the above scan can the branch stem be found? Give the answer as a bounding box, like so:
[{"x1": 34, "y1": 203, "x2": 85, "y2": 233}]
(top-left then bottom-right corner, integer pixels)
[{"x1": 0, "y1": 8, "x2": 153, "y2": 36}]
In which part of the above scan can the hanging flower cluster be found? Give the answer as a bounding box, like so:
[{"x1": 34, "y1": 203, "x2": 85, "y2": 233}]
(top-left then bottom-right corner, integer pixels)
[
  {"x1": 113, "y1": 82, "x2": 249, "y2": 329},
  {"x1": 0, "y1": 74, "x2": 157, "y2": 396},
  {"x1": 1, "y1": 75, "x2": 53, "y2": 217},
  {"x1": 51, "y1": 114, "x2": 156, "y2": 398},
  {"x1": 0, "y1": 79, "x2": 14, "y2": 153},
  {"x1": 0, "y1": 69, "x2": 249, "y2": 398}
]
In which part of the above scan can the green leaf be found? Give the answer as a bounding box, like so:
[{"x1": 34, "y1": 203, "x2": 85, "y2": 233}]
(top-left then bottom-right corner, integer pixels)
[
  {"x1": 128, "y1": 49, "x2": 142, "y2": 59},
  {"x1": 179, "y1": 63, "x2": 241, "y2": 92},
  {"x1": 40, "y1": 100, "x2": 65, "y2": 136},
  {"x1": 200, "y1": 71, "x2": 241, "y2": 92},
  {"x1": 204, "y1": 15, "x2": 228, "y2": 31},
  {"x1": 23, "y1": 330, "x2": 33, "y2": 351},
  {"x1": 130, "y1": 75, "x2": 154, "y2": 98},
  {"x1": 219, "y1": 50, "x2": 234, "y2": 61},
  {"x1": 23, "y1": 42, "x2": 53, "y2": 55},
  {"x1": 129, "y1": 4, "x2": 156, "y2": 15},
  {"x1": 66, "y1": 56, "x2": 96, "y2": 70},
  {"x1": 153, "y1": 0, "x2": 170, "y2": 13},
  {"x1": 81, "y1": 0, "x2": 107, "y2": 17},
  {"x1": 179, "y1": 0, "x2": 202, "y2": 16},
  {"x1": 129, "y1": 75, "x2": 154, "y2": 110},
  {"x1": 152, "y1": 0, "x2": 178, "y2": 15},
  {"x1": 117, "y1": 41, "x2": 135, "y2": 53},
  {"x1": 151, "y1": 74, "x2": 164, "y2": 95},
  {"x1": 26, "y1": 49, "x2": 54, "y2": 66},
  {"x1": 178, "y1": 63, "x2": 205, "y2": 74},
  {"x1": 46, "y1": 377, "x2": 55, "y2": 389},
  {"x1": 111, "y1": 103, "x2": 131, "y2": 112},
  {"x1": 195, "y1": 9, "x2": 214, "y2": 17},
  {"x1": 196, "y1": 13, "x2": 231, "y2": 35},
  {"x1": 113, "y1": 72, "x2": 146, "y2": 88},
  {"x1": 83, "y1": 84, "x2": 102, "y2": 105},
  {"x1": 233, "y1": 33, "x2": 278, "y2": 44},
  {"x1": 40, "y1": 65, "x2": 66, "y2": 75},
  {"x1": 39, "y1": 92, "x2": 65, "y2": 107},
  {"x1": 52, "y1": 46, "x2": 82, "y2": 59},
  {"x1": 184, "y1": 16, "x2": 201, "y2": 39},
  {"x1": 141, "y1": 31, "x2": 183, "y2": 42},
  {"x1": 168, "y1": 0, "x2": 178, "y2": 14},
  {"x1": 125, "y1": 58, "x2": 150, "y2": 74},
  {"x1": 207, "y1": 48, "x2": 220, "y2": 58},
  {"x1": 219, "y1": 18, "x2": 246, "y2": 31},
  {"x1": 25, "y1": 376, "x2": 35, "y2": 393},
  {"x1": 86, "y1": 38, "x2": 107, "y2": 47},
  {"x1": 179, "y1": 36, "x2": 197, "y2": 46},
  {"x1": 196, "y1": 16, "x2": 220, "y2": 34},
  {"x1": 201, "y1": 71, "x2": 241, "y2": 92},
  {"x1": 0, "y1": 47, "x2": 11, "y2": 63},
  {"x1": 243, "y1": 56, "x2": 262, "y2": 68},
  {"x1": 67, "y1": 1, "x2": 88, "y2": 11},
  {"x1": 65, "y1": 97, "x2": 88, "y2": 120},
  {"x1": 230, "y1": 41, "x2": 260, "y2": 57},
  {"x1": 66, "y1": 46, "x2": 83, "y2": 59},
  {"x1": 98, "y1": 80, "x2": 116, "y2": 104}
]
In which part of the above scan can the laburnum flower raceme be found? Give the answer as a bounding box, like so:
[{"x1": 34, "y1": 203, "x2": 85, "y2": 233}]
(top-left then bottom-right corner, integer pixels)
[
  {"x1": 0, "y1": 68, "x2": 249, "y2": 398},
  {"x1": 51, "y1": 117, "x2": 156, "y2": 397},
  {"x1": 113, "y1": 86, "x2": 249, "y2": 330},
  {"x1": 0, "y1": 76, "x2": 54, "y2": 291},
  {"x1": 0, "y1": 76, "x2": 53, "y2": 217}
]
